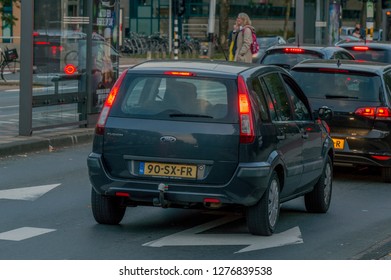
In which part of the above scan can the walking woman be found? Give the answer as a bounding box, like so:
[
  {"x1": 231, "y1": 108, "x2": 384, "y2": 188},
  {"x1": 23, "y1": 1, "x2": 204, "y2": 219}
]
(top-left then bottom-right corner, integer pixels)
[{"x1": 234, "y1": 12, "x2": 255, "y2": 63}]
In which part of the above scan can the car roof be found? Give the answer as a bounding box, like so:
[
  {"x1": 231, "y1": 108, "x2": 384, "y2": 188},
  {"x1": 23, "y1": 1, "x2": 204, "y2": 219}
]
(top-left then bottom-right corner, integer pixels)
[
  {"x1": 128, "y1": 59, "x2": 287, "y2": 77},
  {"x1": 291, "y1": 59, "x2": 391, "y2": 74}
]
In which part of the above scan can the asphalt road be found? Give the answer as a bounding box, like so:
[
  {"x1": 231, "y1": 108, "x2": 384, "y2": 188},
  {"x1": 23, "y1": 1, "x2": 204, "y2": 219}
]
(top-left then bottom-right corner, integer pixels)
[{"x1": 1, "y1": 143, "x2": 391, "y2": 260}]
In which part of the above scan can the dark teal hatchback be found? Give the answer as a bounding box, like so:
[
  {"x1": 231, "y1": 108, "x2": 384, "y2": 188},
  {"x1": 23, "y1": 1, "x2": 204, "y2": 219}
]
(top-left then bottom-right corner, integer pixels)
[{"x1": 87, "y1": 60, "x2": 334, "y2": 236}]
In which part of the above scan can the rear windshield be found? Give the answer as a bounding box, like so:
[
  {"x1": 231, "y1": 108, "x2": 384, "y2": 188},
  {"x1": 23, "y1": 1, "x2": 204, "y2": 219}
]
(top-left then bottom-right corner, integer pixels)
[
  {"x1": 110, "y1": 74, "x2": 235, "y2": 122},
  {"x1": 347, "y1": 49, "x2": 388, "y2": 63},
  {"x1": 261, "y1": 52, "x2": 323, "y2": 67},
  {"x1": 291, "y1": 69, "x2": 382, "y2": 102}
]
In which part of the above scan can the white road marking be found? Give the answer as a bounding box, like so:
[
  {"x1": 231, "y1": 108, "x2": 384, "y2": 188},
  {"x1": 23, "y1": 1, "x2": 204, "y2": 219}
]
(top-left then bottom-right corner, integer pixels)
[
  {"x1": 143, "y1": 215, "x2": 303, "y2": 253},
  {"x1": 0, "y1": 227, "x2": 56, "y2": 241},
  {"x1": 0, "y1": 184, "x2": 61, "y2": 201}
]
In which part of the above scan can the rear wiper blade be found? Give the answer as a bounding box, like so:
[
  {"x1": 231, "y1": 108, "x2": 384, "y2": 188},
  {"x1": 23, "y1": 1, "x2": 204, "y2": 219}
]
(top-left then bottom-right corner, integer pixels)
[
  {"x1": 169, "y1": 113, "x2": 214, "y2": 119},
  {"x1": 325, "y1": 95, "x2": 358, "y2": 99}
]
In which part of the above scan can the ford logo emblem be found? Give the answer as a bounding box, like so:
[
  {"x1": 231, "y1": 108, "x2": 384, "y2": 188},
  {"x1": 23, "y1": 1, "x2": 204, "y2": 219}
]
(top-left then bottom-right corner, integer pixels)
[{"x1": 160, "y1": 136, "x2": 177, "y2": 143}]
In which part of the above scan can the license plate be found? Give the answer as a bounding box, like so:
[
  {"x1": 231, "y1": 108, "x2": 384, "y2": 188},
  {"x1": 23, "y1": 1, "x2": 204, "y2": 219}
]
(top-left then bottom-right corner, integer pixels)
[
  {"x1": 139, "y1": 162, "x2": 197, "y2": 178},
  {"x1": 332, "y1": 138, "x2": 345, "y2": 150}
]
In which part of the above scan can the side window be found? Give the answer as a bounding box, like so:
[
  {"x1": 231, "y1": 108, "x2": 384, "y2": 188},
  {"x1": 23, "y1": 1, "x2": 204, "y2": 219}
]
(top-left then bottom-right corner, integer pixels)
[
  {"x1": 251, "y1": 77, "x2": 270, "y2": 121},
  {"x1": 262, "y1": 73, "x2": 293, "y2": 121},
  {"x1": 339, "y1": 52, "x2": 353, "y2": 60},
  {"x1": 284, "y1": 81, "x2": 311, "y2": 121}
]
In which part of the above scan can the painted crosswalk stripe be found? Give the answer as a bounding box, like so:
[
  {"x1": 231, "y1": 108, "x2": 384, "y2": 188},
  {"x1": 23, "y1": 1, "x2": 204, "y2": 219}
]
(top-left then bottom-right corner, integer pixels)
[
  {"x1": 0, "y1": 184, "x2": 60, "y2": 201},
  {"x1": 0, "y1": 227, "x2": 56, "y2": 241}
]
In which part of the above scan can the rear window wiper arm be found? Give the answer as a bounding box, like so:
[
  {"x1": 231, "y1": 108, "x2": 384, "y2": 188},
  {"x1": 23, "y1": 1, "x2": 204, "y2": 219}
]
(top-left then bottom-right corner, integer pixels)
[
  {"x1": 169, "y1": 113, "x2": 214, "y2": 119},
  {"x1": 325, "y1": 94, "x2": 358, "y2": 99}
]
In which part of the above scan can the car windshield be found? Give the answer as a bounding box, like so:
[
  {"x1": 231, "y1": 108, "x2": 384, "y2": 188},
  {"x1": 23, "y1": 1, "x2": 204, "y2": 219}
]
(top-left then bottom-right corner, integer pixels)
[
  {"x1": 262, "y1": 52, "x2": 322, "y2": 67},
  {"x1": 291, "y1": 70, "x2": 382, "y2": 102}
]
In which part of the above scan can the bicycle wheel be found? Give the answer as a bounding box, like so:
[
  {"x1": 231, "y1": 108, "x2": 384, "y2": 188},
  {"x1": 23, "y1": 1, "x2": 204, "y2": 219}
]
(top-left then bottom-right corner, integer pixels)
[
  {"x1": 5, "y1": 60, "x2": 20, "y2": 74},
  {"x1": 64, "y1": 51, "x2": 78, "y2": 65},
  {"x1": 0, "y1": 62, "x2": 5, "y2": 81}
]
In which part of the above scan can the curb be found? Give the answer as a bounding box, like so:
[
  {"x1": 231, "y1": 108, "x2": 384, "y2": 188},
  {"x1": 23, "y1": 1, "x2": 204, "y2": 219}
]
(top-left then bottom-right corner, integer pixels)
[{"x1": 0, "y1": 128, "x2": 95, "y2": 157}]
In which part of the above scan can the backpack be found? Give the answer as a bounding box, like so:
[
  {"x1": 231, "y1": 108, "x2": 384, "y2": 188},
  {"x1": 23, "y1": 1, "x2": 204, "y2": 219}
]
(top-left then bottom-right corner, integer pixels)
[{"x1": 243, "y1": 27, "x2": 259, "y2": 55}]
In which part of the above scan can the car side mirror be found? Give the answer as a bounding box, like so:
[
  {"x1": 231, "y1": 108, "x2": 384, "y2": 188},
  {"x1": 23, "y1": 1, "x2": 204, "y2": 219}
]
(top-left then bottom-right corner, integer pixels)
[{"x1": 317, "y1": 106, "x2": 333, "y2": 120}]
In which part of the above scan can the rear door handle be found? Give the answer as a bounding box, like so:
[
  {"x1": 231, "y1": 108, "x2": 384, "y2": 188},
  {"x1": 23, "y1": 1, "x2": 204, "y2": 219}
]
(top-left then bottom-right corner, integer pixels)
[{"x1": 302, "y1": 133, "x2": 309, "y2": 139}]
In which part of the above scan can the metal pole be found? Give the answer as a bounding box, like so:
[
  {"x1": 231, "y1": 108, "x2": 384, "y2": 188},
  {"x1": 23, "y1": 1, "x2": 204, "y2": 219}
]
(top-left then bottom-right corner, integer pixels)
[
  {"x1": 174, "y1": 18, "x2": 179, "y2": 60},
  {"x1": 173, "y1": 0, "x2": 179, "y2": 60},
  {"x1": 86, "y1": 0, "x2": 93, "y2": 116},
  {"x1": 19, "y1": 0, "x2": 34, "y2": 136},
  {"x1": 169, "y1": 0, "x2": 172, "y2": 54},
  {"x1": 207, "y1": 0, "x2": 216, "y2": 58},
  {"x1": 295, "y1": 0, "x2": 304, "y2": 46}
]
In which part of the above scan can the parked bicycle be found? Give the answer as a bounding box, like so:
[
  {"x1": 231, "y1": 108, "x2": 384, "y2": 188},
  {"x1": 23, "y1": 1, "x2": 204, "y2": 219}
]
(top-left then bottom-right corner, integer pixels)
[{"x1": 0, "y1": 47, "x2": 20, "y2": 81}]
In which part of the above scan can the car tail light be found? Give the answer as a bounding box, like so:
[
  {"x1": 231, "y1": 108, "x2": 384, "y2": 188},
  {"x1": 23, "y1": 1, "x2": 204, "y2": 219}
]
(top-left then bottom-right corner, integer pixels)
[
  {"x1": 352, "y1": 46, "x2": 369, "y2": 51},
  {"x1": 371, "y1": 155, "x2": 391, "y2": 161},
  {"x1": 116, "y1": 192, "x2": 130, "y2": 197},
  {"x1": 237, "y1": 75, "x2": 255, "y2": 143},
  {"x1": 164, "y1": 71, "x2": 196, "y2": 77},
  {"x1": 95, "y1": 70, "x2": 128, "y2": 135},
  {"x1": 51, "y1": 45, "x2": 63, "y2": 56},
  {"x1": 355, "y1": 107, "x2": 391, "y2": 120},
  {"x1": 34, "y1": 41, "x2": 50, "y2": 45},
  {"x1": 283, "y1": 48, "x2": 304, "y2": 53}
]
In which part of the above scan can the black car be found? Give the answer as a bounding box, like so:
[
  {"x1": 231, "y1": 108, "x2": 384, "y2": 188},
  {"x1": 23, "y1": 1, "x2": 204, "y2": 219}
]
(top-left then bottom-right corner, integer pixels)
[
  {"x1": 87, "y1": 60, "x2": 334, "y2": 236},
  {"x1": 291, "y1": 59, "x2": 391, "y2": 182},
  {"x1": 260, "y1": 45, "x2": 355, "y2": 69},
  {"x1": 336, "y1": 41, "x2": 391, "y2": 63}
]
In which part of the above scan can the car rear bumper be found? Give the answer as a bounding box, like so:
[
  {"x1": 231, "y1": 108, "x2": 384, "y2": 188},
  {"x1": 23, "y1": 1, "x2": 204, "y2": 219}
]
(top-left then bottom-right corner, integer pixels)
[
  {"x1": 87, "y1": 153, "x2": 271, "y2": 206},
  {"x1": 334, "y1": 151, "x2": 391, "y2": 167},
  {"x1": 332, "y1": 135, "x2": 391, "y2": 167}
]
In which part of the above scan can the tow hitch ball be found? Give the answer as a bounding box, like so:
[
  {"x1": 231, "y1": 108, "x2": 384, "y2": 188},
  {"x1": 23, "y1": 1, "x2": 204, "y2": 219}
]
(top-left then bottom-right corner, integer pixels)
[{"x1": 153, "y1": 183, "x2": 170, "y2": 208}]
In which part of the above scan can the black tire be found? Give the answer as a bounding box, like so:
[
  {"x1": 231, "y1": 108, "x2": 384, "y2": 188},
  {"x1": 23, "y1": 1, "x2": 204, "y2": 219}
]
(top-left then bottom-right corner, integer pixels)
[
  {"x1": 246, "y1": 171, "x2": 280, "y2": 236},
  {"x1": 5, "y1": 60, "x2": 20, "y2": 74},
  {"x1": 381, "y1": 167, "x2": 391, "y2": 183},
  {"x1": 305, "y1": 155, "x2": 333, "y2": 213},
  {"x1": 91, "y1": 188, "x2": 126, "y2": 225}
]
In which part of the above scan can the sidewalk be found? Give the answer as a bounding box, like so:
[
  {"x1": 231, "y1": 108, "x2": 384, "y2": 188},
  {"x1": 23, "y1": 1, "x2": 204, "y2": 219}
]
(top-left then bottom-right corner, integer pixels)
[{"x1": 0, "y1": 56, "x2": 146, "y2": 157}]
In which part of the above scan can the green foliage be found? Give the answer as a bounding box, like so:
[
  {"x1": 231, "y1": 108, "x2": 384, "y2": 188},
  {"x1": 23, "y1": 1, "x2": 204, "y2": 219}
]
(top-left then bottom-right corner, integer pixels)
[{"x1": 0, "y1": 0, "x2": 20, "y2": 26}]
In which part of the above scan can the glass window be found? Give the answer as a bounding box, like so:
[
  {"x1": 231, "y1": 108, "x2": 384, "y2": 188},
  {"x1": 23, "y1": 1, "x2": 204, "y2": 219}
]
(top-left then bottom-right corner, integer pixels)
[
  {"x1": 292, "y1": 70, "x2": 382, "y2": 102},
  {"x1": 112, "y1": 75, "x2": 232, "y2": 121},
  {"x1": 251, "y1": 77, "x2": 270, "y2": 122},
  {"x1": 262, "y1": 73, "x2": 293, "y2": 121},
  {"x1": 284, "y1": 82, "x2": 311, "y2": 121}
]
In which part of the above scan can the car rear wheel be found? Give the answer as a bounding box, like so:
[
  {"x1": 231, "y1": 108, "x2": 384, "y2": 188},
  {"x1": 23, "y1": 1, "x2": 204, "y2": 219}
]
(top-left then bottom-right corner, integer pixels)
[
  {"x1": 381, "y1": 167, "x2": 391, "y2": 183},
  {"x1": 305, "y1": 155, "x2": 332, "y2": 213},
  {"x1": 91, "y1": 188, "x2": 126, "y2": 225},
  {"x1": 246, "y1": 171, "x2": 280, "y2": 236}
]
